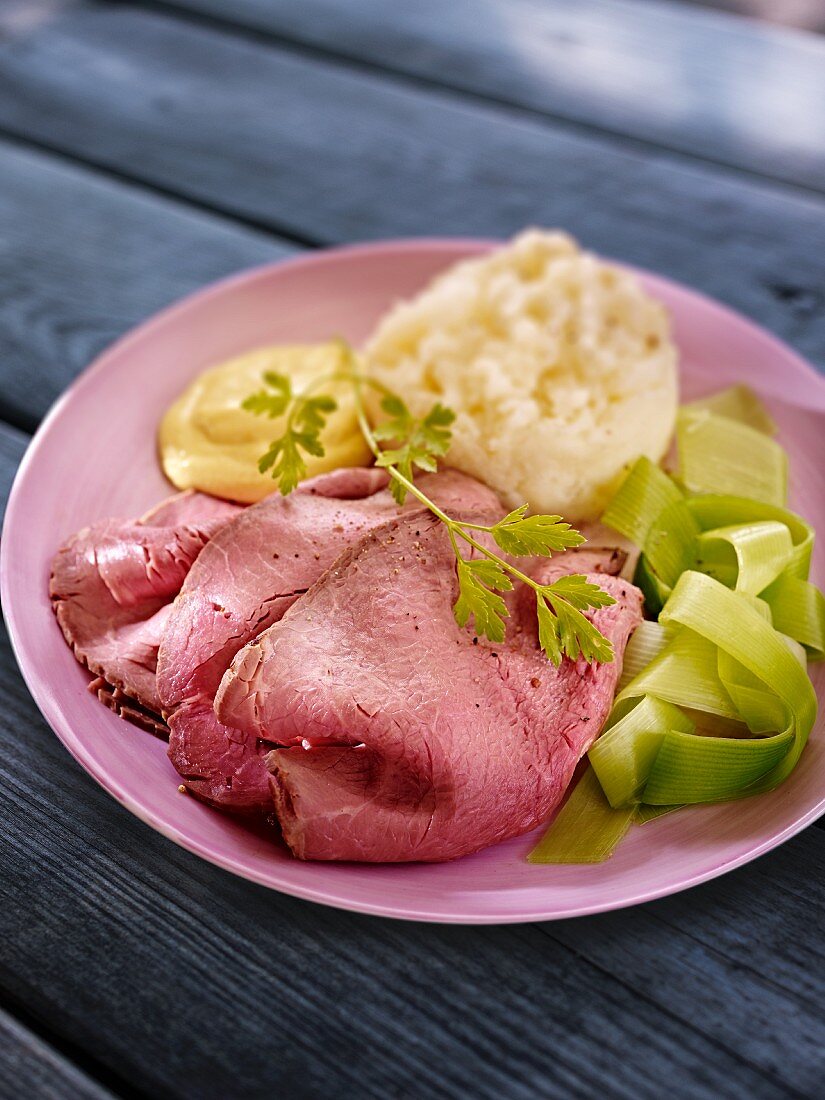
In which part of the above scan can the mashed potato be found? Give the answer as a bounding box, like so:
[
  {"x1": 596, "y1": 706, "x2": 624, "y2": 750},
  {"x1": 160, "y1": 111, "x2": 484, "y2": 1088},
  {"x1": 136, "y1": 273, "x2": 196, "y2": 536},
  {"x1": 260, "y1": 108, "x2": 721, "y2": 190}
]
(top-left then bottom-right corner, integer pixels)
[{"x1": 365, "y1": 230, "x2": 678, "y2": 521}]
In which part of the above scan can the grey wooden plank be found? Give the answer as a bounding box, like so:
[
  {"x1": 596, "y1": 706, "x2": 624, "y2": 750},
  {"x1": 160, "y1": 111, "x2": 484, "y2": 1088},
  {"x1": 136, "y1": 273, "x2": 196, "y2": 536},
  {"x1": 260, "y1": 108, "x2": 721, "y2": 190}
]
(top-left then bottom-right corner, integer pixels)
[
  {"x1": 147, "y1": 0, "x2": 825, "y2": 193},
  {"x1": 0, "y1": 1008, "x2": 114, "y2": 1100},
  {"x1": 544, "y1": 864, "x2": 825, "y2": 1093},
  {"x1": 0, "y1": 421, "x2": 28, "y2": 515},
  {"x1": 0, "y1": 137, "x2": 291, "y2": 431},
  {"x1": 0, "y1": 4, "x2": 823, "y2": 378},
  {"x1": 0, "y1": 611, "x2": 817, "y2": 1100}
]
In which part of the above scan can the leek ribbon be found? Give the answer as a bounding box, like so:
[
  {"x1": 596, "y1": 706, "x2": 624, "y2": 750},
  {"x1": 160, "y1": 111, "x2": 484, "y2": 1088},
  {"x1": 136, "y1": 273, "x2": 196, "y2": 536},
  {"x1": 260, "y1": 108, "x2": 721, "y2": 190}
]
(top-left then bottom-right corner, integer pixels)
[
  {"x1": 695, "y1": 521, "x2": 792, "y2": 594},
  {"x1": 543, "y1": 571, "x2": 815, "y2": 865},
  {"x1": 529, "y1": 386, "x2": 822, "y2": 864},
  {"x1": 526, "y1": 767, "x2": 635, "y2": 865},
  {"x1": 681, "y1": 385, "x2": 777, "y2": 435},
  {"x1": 761, "y1": 575, "x2": 825, "y2": 660},
  {"x1": 677, "y1": 410, "x2": 788, "y2": 506},
  {"x1": 590, "y1": 695, "x2": 694, "y2": 807}
]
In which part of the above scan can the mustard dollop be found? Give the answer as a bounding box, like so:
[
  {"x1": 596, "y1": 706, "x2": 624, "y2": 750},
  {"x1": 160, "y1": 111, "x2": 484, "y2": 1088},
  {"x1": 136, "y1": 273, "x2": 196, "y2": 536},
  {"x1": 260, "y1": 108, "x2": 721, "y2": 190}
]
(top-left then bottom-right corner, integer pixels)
[{"x1": 159, "y1": 343, "x2": 371, "y2": 503}]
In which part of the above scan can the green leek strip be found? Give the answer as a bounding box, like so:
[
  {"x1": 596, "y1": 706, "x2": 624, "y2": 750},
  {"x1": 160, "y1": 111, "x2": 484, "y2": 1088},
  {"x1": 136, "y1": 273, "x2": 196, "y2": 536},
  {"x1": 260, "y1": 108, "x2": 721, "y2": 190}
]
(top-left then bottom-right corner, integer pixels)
[
  {"x1": 618, "y1": 620, "x2": 668, "y2": 690},
  {"x1": 737, "y1": 594, "x2": 773, "y2": 623},
  {"x1": 537, "y1": 394, "x2": 820, "y2": 861},
  {"x1": 715, "y1": 637, "x2": 804, "y2": 739},
  {"x1": 686, "y1": 496, "x2": 813, "y2": 580},
  {"x1": 589, "y1": 695, "x2": 694, "y2": 807},
  {"x1": 695, "y1": 521, "x2": 793, "y2": 595},
  {"x1": 527, "y1": 767, "x2": 635, "y2": 864},
  {"x1": 781, "y1": 633, "x2": 809, "y2": 669},
  {"x1": 659, "y1": 571, "x2": 816, "y2": 795},
  {"x1": 532, "y1": 559, "x2": 818, "y2": 857},
  {"x1": 632, "y1": 498, "x2": 700, "y2": 617},
  {"x1": 686, "y1": 708, "x2": 753, "y2": 738},
  {"x1": 643, "y1": 728, "x2": 794, "y2": 804},
  {"x1": 762, "y1": 575, "x2": 825, "y2": 660},
  {"x1": 591, "y1": 575, "x2": 815, "y2": 812},
  {"x1": 677, "y1": 411, "x2": 788, "y2": 506},
  {"x1": 643, "y1": 500, "x2": 700, "y2": 588},
  {"x1": 616, "y1": 627, "x2": 740, "y2": 721},
  {"x1": 660, "y1": 572, "x2": 815, "y2": 724},
  {"x1": 601, "y1": 456, "x2": 682, "y2": 545},
  {"x1": 681, "y1": 385, "x2": 777, "y2": 435},
  {"x1": 717, "y1": 650, "x2": 789, "y2": 734},
  {"x1": 633, "y1": 553, "x2": 671, "y2": 617}
]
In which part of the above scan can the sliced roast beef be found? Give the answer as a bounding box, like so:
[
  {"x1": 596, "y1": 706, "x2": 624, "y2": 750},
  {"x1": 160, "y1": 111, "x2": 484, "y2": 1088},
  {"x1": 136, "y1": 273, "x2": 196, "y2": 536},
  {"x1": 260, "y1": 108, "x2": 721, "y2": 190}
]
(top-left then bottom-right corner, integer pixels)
[
  {"x1": 50, "y1": 491, "x2": 240, "y2": 720},
  {"x1": 158, "y1": 467, "x2": 503, "y2": 814},
  {"x1": 215, "y1": 512, "x2": 643, "y2": 862},
  {"x1": 89, "y1": 677, "x2": 170, "y2": 738}
]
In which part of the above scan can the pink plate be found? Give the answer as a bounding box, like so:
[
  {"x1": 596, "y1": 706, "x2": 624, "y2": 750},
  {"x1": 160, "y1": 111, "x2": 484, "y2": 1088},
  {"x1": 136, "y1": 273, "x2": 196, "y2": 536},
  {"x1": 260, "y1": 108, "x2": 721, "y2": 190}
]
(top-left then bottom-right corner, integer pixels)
[{"x1": 3, "y1": 240, "x2": 825, "y2": 923}]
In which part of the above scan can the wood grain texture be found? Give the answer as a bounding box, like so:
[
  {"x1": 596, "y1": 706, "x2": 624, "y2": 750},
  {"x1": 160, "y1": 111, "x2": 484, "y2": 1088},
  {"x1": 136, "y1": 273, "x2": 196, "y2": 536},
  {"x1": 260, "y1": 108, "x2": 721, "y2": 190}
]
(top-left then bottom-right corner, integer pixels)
[
  {"x1": 0, "y1": 5, "x2": 822, "y2": 376},
  {"x1": 0, "y1": 1008, "x2": 113, "y2": 1100},
  {"x1": 545, "y1": 869, "x2": 825, "y2": 1093},
  {"x1": 154, "y1": 0, "x2": 825, "y2": 192},
  {"x1": 0, "y1": 421, "x2": 28, "y2": 510},
  {"x1": 0, "y1": 138, "x2": 290, "y2": 430},
  {"x1": 0, "y1": 610, "x2": 821, "y2": 1100}
]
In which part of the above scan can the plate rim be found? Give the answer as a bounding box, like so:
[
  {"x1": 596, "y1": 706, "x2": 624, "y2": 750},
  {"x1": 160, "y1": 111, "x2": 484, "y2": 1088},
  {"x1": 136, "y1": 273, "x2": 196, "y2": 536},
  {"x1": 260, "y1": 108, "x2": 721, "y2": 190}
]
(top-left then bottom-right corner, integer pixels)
[{"x1": 3, "y1": 236, "x2": 825, "y2": 924}]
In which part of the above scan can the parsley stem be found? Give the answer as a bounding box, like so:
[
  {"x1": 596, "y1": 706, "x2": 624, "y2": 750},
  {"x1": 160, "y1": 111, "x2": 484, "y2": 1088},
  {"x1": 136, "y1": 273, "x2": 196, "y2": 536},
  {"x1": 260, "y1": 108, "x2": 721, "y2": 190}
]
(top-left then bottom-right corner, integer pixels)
[
  {"x1": 350, "y1": 372, "x2": 555, "y2": 600},
  {"x1": 452, "y1": 530, "x2": 540, "y2": 591},
  {"x1": 450, "y1": 520, "x2": 497, "y2": 532}
]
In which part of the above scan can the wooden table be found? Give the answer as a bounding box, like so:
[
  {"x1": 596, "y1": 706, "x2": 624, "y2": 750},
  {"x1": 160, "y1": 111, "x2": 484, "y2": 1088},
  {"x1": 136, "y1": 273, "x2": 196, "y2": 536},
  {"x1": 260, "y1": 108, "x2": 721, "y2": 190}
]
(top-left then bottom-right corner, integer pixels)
[{"x1": 1, "y1": 2, "x2": 824, "y2": 1096}]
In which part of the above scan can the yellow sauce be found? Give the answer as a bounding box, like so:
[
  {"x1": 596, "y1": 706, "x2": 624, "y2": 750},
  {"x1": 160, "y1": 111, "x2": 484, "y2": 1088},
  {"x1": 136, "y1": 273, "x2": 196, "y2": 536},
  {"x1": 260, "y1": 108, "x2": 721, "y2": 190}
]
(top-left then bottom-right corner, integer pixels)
[{"x1": 159, "y1": 343, "x2": 371, "y2": 503}]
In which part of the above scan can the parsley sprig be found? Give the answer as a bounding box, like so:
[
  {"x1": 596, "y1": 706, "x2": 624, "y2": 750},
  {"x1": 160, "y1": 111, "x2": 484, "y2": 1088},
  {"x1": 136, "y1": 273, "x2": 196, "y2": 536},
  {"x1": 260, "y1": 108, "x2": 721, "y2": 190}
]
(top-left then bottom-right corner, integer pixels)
[
  {"x1": 373, "y1": 396, "x2": 455, "y2": 505},
  {"x1": 241, "y1": 371, "x2": 339, "y2": 494},
  {"x1": 243, "y1": 343, "x2": 615, "y2": 665}
]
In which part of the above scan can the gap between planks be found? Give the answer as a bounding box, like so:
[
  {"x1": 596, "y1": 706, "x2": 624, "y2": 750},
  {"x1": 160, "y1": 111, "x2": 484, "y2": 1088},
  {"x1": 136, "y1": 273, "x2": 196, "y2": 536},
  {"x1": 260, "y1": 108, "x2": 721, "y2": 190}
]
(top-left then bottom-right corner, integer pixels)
[
  {"x1": 0, "y1": 996, "x2": 137, "y2": 1100},
  {"x1": 0, "y1": 125, "x2": 324, "y2": 253}
]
